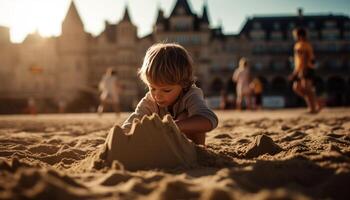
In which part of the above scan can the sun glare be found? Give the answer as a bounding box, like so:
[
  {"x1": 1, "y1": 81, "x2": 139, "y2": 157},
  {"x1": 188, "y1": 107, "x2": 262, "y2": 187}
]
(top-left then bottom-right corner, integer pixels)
[{"x1": 10, "y1": 0, "x2": 69, "y2": 43}]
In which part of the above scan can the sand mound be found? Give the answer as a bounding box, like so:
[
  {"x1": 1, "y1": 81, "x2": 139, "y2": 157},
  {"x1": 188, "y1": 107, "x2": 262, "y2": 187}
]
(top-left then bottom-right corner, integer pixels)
[
  {"x1": 244, "y1": 135, "x2": 283, "y2": 158},
  {"x1": 98, "y1": 114, "x2": 197, "y2": 170}
]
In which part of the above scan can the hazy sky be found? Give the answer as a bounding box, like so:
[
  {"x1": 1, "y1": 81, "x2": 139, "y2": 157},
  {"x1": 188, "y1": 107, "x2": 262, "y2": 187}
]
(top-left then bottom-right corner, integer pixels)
[{"x1": 0, "y1": 0, "x2": 349, "y2": 43}]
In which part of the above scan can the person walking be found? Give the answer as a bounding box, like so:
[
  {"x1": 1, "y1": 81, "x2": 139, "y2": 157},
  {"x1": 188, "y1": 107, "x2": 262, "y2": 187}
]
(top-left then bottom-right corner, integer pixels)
[
  {"x1": 97, "y1": 67, "x2": 121, "y2": 115},
  {"x1": 289, "y1": 27, "x2": 321, "y2": 113}
]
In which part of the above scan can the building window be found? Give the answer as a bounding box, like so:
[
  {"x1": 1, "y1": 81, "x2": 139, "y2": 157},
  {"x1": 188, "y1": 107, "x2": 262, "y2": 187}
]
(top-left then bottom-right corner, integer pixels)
[
  {"x1": 253, "y1": 22, "x2": 261, "y2": 29},
  {"x1": 272, "y1": 61, "x2": 285, "y2": 70},
  {"x1": 253, "y1": 44, "x2": 265, "y2": 53},
  {"x1": 327, "y1": 43, "x2": 340, "y2": 52},
  {"x1": 344, "y1": 31, "x2": 350, "y2": 40},
  {"x1": 174, "y1": 23, "x2": 190, "y2": 31},
  {"x1": 308, "y1": 31, "x2": 319, "y2": 40},
  {"x1": 308, "y1": 21, "x2": 316, "y2": 29},
  {"x1": 345, "y1": 21, "x2": 350, "y2": 29},
  {"x1": 250, "y1": 30, "x2": 265, "y2": 40},
  {"x1": 269, "y1": 44, "x2": 284, "y2": 53},
  {"x1": 253, "y1": 62, "x2": 263, "y2": 70},
  {"x1": 324, "y1": 20, "x2": 337, "y2": 28},
  {"x1": 271, "y1": 31, "x2": 283, "y2": 40},
  {"x1": 228, "y1": 62, "x2": 235, "y2": 69},
  {"x1": 344, "y1": 44, "x2": 350, "y2": 53},
  {"x1": 273, "y1": 23, "x2": 280, "y2": 30},
  {"x1": 288, "y1": 22, "x2": 295, "y2": 30},
  {"x1": 210, "y1": 64, "x2": 220, "y2": 73},
  {"x1": 225, "y1": 45, "x2": 236, "y2": 53},
  {"x1": 322, "y1": 29, "x2": 340, "y2": 40}
]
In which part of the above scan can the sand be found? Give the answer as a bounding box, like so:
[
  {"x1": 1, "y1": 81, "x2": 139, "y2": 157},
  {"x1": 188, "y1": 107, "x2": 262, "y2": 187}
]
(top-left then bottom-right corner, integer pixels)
[
  {"x1": 0, "y1": 108, "x2": 349, "y2": 199},
  {"x1": 97, "y1": 114, "x2": 197, "y2": 170}
]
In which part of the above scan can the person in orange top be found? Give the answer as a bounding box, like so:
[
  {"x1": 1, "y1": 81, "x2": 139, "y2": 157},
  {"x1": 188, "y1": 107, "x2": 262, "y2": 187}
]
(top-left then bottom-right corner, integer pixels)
[
  {"x1": 289, "y1": 27, "x2": 321, "y2": 113},
  {"x1": 250, "y1": 77, "x2": 263, "y2": 110}
]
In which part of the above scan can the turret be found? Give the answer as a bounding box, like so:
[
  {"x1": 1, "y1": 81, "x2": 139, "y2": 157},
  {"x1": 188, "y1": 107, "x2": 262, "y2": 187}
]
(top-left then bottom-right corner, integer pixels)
[
  {"x1": 116, "y1": 5, "x2": 137, "y2": 46},
  {"x1": 154, "y1": 8, "x2": 165, "y2": 32},
  {"x1": 200, "y1": 1, "x2": 210, "y2": 30},
  {"x1": 169, "y1": 0, "x2": 195, "y2": 31},
  {"x1": 59, "y1": 0, "x2": 87, "y2": 54}
]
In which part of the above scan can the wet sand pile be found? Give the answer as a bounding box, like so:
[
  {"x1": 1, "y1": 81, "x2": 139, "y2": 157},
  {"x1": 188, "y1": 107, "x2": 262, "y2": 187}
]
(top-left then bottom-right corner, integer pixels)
[{"x1": 0, "y1": 109, "x2": 349, "y2": 199}]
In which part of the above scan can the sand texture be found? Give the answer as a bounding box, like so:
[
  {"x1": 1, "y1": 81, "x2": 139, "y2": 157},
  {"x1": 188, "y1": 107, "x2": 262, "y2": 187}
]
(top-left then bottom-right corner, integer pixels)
[{"x1": 0, "y1": 108, "x2": 350, "y2": 200}]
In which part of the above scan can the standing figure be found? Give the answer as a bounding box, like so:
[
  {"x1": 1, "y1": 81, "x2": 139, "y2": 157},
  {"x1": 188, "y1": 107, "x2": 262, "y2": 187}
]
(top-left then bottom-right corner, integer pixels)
[
  {"x1": 220, "y1": 89, "x2": 228, "y2": 110},
  {"x1": 26, "y1": 97, "x2": 37, "y2": 115},
  {"x1": 98, "y1": 68, "x2": 121, "y2": 115},
  {"x1": 58, "y1": 99, "x2": 67, "y2": 113},
  {"x1": 290, "y1": 27, "x2": 321, "y2": 113},
  {"x1": 250, "y1": 77, "x2": 263, "y2": 110},
  {"x1": 232, "y1": 57, "x2": 252, "y2": 110}
]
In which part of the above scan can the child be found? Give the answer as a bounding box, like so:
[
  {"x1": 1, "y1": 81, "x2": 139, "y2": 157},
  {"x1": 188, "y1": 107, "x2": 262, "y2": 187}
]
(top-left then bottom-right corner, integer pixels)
[
  {"x1": 249, "y1": 77, "x2": 263, "y2": 110},
  {"x1": 289, "y1": 27, "x2": 321, "y2": 113},
  {"x1": 122, "y1": 43, "x2": 218, "y2": 145}
]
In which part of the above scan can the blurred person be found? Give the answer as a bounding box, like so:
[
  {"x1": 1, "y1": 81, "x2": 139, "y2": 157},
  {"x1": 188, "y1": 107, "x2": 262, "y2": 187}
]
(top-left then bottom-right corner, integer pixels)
[
  {"x1": 250, "y1": 77, "x2": 263, "y2": 110},
  {"x1": 220, "y1": 89, "x2": 228, "y2": 110},
  {"x1": 98, "y1": 67, "x2": 122, "y2": 115},
  {"x1": 289, "y1": 27, "x2": 321, "y2": 114},
  {"x1": 232, "y1": 57, "x2": 252, "y2": 110},
  {"x1": 58, "y1": 99, "x2": 67, "y2": 113},
  {"x1": 121, "y1": 43, "x2": 218, "y2": 145},
  {"x1": 25, "y1": 97, "x2": 37, "y2": 115},
  {"x1": 219, "y1": 89, "x2": 234, "y2": 110}
]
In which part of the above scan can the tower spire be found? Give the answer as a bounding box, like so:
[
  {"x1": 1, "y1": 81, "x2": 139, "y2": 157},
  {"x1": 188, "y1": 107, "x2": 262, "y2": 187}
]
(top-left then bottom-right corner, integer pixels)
[
  {"x1": 201, "y1": 1, "x2": 210, "y2": 24},
  {"x1": 170, "y1": 0, "x2": 194, "y2": 17},
  {"x1": 122, "y1": 4, "x2": 131, "y2": 22},
  {"x1": 63, "y1": 0, "x2": 84, "y2": 27}
]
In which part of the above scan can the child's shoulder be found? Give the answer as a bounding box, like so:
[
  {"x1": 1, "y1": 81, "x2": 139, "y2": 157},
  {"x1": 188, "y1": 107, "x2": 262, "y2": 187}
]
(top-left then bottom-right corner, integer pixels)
[{"x1": 184, "y1": 84, "x2": 204, "y2": 98}]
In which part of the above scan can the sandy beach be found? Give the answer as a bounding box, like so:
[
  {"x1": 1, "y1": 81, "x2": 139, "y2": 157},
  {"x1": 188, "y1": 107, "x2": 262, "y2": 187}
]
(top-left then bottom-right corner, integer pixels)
[{"x1": 0, "y1": 108, "x2": 349, "y2": 200}]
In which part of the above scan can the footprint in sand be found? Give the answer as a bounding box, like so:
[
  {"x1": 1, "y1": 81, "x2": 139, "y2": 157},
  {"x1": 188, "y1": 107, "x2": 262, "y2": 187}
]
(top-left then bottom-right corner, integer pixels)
[
  {"x1": 214, "y1": 133, "x2": 232, "y2": 139},
  {"x1": 279, "y1": 131, "x2": 307, "y2": 142}
]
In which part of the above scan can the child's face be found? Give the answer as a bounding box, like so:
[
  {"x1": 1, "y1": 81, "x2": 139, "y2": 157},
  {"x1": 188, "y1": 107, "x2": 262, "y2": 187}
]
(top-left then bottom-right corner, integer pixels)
[{"x1": 148, "y1": 82, "x2": 183, "y2": 108}]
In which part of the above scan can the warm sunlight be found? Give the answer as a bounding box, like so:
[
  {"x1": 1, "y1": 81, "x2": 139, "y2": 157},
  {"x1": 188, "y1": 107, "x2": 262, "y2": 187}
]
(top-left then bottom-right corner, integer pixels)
[{"x1": 10, "y1": 0, "x2": 69, "y2": 42}]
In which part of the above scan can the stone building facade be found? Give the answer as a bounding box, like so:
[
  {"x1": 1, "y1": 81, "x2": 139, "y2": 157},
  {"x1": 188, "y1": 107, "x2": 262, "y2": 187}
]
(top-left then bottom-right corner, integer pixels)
[
  {"x1": 0, "y1": 0, "x2": 349, "y2": 113},
  {"x1": 239, "y1": 9, "x2": 350, "y2": 107}
]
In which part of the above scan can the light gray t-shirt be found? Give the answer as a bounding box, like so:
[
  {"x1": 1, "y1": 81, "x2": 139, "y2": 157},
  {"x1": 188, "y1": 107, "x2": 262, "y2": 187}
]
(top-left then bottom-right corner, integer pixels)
[{"x1": 122, "y1": 85, "x2": 218, "y2": 132}]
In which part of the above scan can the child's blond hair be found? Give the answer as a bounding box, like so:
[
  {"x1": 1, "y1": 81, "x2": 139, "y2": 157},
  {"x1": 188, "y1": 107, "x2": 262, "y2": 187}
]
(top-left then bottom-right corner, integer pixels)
[{"x1": 138, "y1": 43, "x2": 194, "y2": 88}]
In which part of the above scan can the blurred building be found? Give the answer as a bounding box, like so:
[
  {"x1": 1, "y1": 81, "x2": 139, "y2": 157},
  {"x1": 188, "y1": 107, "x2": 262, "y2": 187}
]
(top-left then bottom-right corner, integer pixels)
[
  {"x1": 0, "y1": 0, "x2": 349, "y2": 113},
  {"x1": 239, "y1": 8, "x2": 350, "y2": 107}
]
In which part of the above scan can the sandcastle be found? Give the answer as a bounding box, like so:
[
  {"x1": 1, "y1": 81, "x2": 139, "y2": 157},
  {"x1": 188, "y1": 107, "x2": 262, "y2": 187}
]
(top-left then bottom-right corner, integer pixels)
[{"x1": 100, "y1": 114, "x2": 197, "y2": 170}]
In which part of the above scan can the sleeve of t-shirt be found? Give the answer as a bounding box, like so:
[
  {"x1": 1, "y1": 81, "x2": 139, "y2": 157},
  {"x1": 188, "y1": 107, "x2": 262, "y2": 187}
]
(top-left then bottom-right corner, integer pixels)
[
  {"x1": 185, "y1": 89, "x2": 218, "y2": 130},
  {"x1": 121, "y1": 93, "x2": 156, "y2": 132}
]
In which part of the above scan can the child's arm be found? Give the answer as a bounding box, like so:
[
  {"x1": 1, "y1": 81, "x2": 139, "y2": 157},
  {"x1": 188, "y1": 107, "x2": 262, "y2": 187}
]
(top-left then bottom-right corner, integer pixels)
[
  {"x1": 180, "y1": 88, "x2": 218, "y2": 134},
  {"x1": 176, "y1": 115, "x2": 212, "y2": 134}
]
